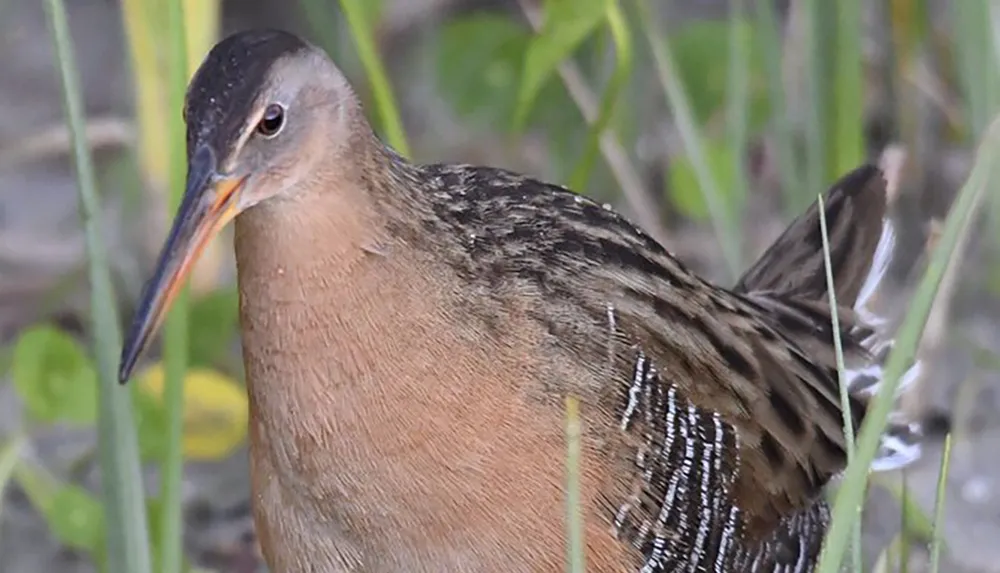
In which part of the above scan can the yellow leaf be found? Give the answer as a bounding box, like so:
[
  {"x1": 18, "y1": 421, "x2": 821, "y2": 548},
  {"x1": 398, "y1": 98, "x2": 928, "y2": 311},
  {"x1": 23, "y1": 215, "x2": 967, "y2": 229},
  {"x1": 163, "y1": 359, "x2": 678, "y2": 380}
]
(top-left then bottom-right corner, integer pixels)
[{"x1": 138, "y1": 364, "x2": 248, "y2": 461}]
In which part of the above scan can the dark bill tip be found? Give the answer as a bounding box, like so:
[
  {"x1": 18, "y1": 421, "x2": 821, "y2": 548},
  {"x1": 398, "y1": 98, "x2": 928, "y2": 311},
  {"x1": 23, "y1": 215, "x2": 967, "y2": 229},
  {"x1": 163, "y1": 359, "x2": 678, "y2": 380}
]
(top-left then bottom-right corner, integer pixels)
[{"x1": 118, "y1": 145, "x2": 244, "y2": 383}]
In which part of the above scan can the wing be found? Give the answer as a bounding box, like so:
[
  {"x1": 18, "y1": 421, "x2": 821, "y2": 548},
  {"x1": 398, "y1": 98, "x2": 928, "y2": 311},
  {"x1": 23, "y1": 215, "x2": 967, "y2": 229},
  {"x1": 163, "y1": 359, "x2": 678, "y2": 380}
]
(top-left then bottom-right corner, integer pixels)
[
  {"x1": 416, "y1": 161, "x2": 919, "y2": 571},
  {"x1": 604, "y1": 279, "x2": 858, "y2": 525},
  {"x1": 596, "y1": 280, "x2": 857, "y2": 571}
]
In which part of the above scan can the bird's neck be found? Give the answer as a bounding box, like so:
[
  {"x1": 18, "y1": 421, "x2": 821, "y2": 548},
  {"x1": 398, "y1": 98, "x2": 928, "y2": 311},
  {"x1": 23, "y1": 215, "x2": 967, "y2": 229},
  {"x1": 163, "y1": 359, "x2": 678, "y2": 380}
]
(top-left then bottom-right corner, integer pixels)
[{"x1": 230, "y1": 152, "x2": 467, "y2": 491}]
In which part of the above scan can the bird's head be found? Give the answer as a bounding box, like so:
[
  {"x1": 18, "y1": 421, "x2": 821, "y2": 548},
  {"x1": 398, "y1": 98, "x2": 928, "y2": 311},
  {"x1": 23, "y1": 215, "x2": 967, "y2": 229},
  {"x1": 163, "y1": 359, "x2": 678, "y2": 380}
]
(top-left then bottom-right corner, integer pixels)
[{"x1": 118, "y1": 29, "x2": 360, "y2": 382}]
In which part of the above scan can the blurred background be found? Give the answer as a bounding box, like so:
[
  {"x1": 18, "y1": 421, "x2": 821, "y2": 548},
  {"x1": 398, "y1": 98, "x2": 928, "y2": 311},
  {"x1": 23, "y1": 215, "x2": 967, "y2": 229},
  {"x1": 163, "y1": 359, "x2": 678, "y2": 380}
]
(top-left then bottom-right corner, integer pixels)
[{"x1": 0, "y1": 0, "x2": 997, "y2": 571}]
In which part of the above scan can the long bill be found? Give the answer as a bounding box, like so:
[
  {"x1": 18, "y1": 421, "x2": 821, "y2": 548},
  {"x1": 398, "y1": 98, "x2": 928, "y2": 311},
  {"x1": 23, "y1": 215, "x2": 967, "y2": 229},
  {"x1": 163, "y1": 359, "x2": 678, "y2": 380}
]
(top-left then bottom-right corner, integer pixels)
[{"x1": 118, "y1": 145, "x2": 245, "y2": 383}]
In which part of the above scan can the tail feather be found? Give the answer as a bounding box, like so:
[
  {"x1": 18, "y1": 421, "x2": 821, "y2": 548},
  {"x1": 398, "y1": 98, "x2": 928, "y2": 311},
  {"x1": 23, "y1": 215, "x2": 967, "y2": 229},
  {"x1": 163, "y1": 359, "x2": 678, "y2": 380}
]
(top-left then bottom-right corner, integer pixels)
[
  {"x1": 838, "y1": 197, "x2": 922, "y2": 472},
  {"x1": 853, "y1": 211, "x2": 896, "y2": 329},
  {"x1": 735, "y1": 163, "x2": 922, "y2": 473}
]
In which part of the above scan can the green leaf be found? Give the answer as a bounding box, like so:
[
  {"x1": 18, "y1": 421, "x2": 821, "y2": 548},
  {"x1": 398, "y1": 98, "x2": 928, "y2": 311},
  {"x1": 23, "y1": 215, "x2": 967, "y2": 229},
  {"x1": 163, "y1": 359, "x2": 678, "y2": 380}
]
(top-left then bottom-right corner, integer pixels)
[
  {"x1": 11, "y1": 325, "x2": 97, "y2": 425},
  {"x1": 435, "y1": 13, "x2": 582, "y2": 151},
  {"x1": 137, "y1": 364, "x2": 249, "y2": 461},
  {"x1": 437, "y1": 15, "x2": 531, "y2": 126},
  {"x1": 567, "y1": 0, "x2": 632, "y2": 193},
  {"x1": 187, "y1": 288, "x2": 239, "y2": 368},
  {"x1": 667, "y1": 139, "x2": 739, "y2": 221},
  {"x1": 670, "y1": 19, "x2": 769, "y2": 130},
  {"x1": 48, "y1": 485, "x2": 106, "y2": 554},
  {"x1": 14, "y1": 460, "x2": 105, "y2": 557},
  {"x1": 0, "y1": 434, "x2": 25, "y2": 523},
  {"x1": 514, "y1": 0, "x2": 606, "y2": 128}
]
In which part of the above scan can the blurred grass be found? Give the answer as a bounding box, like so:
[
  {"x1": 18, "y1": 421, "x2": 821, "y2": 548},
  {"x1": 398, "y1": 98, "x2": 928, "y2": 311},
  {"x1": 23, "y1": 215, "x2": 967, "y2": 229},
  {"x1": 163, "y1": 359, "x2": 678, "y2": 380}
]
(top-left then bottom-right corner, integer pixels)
[
  {"x1": 337, "y1": 0, "x2": 410, "y2": 157},
  {"x1": 158, "y1": 0, "x2": 193, "y2": 571},
  {"x1": 819, "y1": 112, "x2": 1000, "y2": 571},
  {"x1": 830, "y1": 0, "x2": 864, "y2": 178},
  {"x1": 801, "y1": 0, "x2": 828, "y2": 212},
  {"x1": 639, "y1": 0, "x2": 743, "y2": 279},
  {"x1": 564, "y1": 396, "x2": 584, "y2": 573},
  {"x1": 929, "y1": 434, "x2": 953, "y2": 573},
  {"x1": 0, "y1": 434, "x2": 24, "y2": 526},
  {"x1": 118, "y1": 1, "x2": 222, "y2": 572},
  {"x1": 42, "y1": 0, "x2": 152, "y2": 571}
]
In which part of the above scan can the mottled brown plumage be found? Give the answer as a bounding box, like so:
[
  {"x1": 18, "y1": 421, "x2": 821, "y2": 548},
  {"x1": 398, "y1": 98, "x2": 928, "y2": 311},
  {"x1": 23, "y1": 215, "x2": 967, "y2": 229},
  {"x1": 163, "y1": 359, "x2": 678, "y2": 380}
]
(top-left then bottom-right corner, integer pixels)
[{"x1": 119, "y1": 29, "x2": 922, "y2": 573}]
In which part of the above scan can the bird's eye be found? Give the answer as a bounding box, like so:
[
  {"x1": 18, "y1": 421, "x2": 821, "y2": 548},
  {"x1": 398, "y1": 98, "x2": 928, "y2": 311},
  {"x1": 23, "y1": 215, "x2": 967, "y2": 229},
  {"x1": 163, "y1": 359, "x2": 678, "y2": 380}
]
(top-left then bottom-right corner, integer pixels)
[{"x1": 256, "y1": 104, "x2": 285, "y2": 138}]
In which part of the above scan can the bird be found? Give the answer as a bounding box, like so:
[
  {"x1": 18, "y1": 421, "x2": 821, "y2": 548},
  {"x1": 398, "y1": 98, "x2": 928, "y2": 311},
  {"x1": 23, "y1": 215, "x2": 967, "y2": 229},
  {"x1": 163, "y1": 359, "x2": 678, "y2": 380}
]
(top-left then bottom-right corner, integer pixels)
[{"x1": 118, "y1": 29, "x2": 923, "y2": 573}]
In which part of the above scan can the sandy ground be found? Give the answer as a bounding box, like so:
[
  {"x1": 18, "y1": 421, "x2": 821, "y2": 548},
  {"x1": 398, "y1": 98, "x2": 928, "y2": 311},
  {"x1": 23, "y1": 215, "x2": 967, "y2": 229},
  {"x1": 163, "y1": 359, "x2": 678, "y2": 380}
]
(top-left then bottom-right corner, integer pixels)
[{"x1": 1, "y1": 0, "x2": 998, "y2": 571}]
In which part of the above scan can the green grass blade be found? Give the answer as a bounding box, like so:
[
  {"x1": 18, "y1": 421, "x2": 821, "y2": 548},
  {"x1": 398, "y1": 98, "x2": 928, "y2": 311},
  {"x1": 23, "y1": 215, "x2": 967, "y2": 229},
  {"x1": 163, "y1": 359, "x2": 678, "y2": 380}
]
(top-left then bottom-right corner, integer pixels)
[
  {"x1": 638, "y1": 0, "x2": 742, "y2": 280},
  {"x1": 817, "y1": 113, "x2": 1000, "y2": 573},
  {"x1": 952, "y1": 1, "x2": 995, "y2": 137},
  {"x1": 514, "y1": 0, "x2": 605, "y2": 131},
  {"x1": 985, "y1": 2, "x2": 1000, "y2": 281},
  {"x1": 569, "y1": 0, "x2": 632, "y2": 191},
  {"x1": 337, "y1": 0, "x2": 411, "y2": 157},
  {"x1": 831, "y1": 0, "x2": 864, "y2": 177},
  {"x1": 41, "y1": 1, "x2": 152, "y2": 571},
  {"x1": 817, "y1": 193, "x2": 862, "y2": 570},
  {"x1": 872, "y1": 474, "x2": 937, "y2": 548},
  {"x1": 159, "y1": 2, "x2": 191, "y2": 572},
  {"x1": 296, "y1": 0, "x2": 344, "y2": 59},
  {"x1": 929, "y1": 433, "x2": 953, "y2": 573},
  {"x1": 0, "y1": 433, "x2": 25, "y2": 527},
  {"x1": 565, "y1": 396, "x2": 585, "y2": 573},
  {"x1": 802, "y1": 0, "x2": 829, "y2": 206}
]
